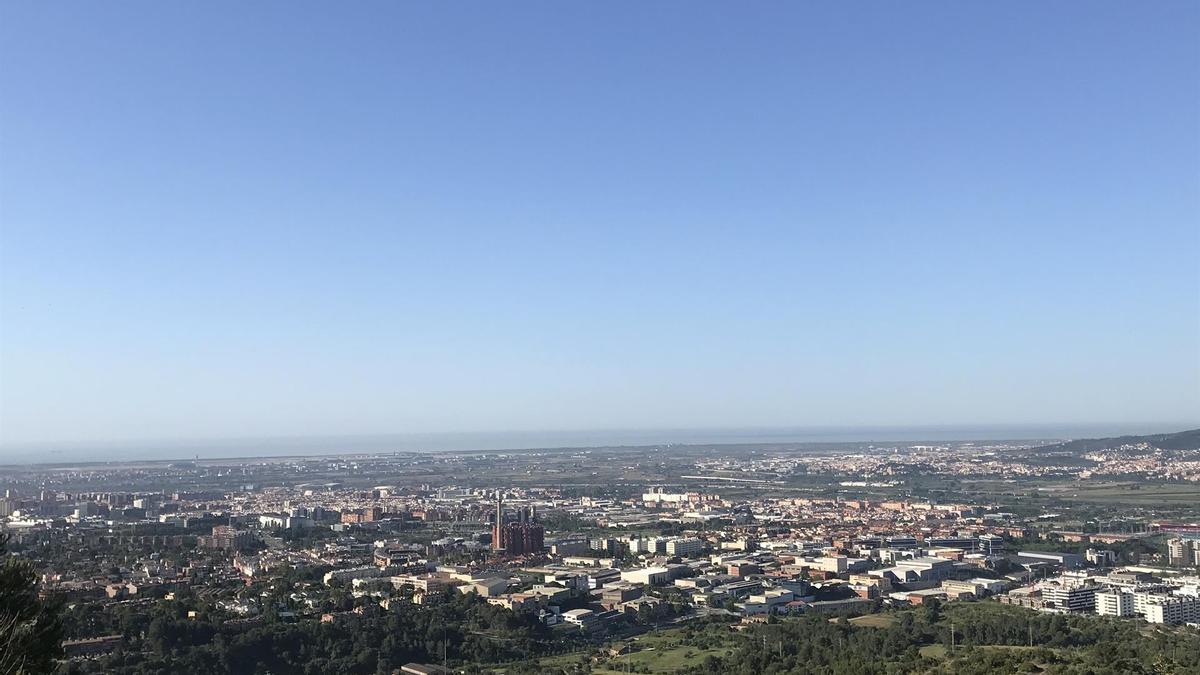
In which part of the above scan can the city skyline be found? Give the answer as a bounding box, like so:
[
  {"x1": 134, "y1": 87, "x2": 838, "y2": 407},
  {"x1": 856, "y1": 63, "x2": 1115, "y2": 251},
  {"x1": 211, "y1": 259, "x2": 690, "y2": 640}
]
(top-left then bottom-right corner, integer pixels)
[
  {"x1": 3, "y1": 428, "x2": 1199, "y2": 673},
  {"x1": 2, "y1": 3, "x2": 1198, "y2": 673}
]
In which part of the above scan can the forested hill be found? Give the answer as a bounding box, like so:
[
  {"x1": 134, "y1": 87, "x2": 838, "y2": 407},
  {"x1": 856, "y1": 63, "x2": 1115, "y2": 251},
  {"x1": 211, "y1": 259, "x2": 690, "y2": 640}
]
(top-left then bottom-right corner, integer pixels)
[{"x1": 1030, "y1": 428, "x2": 1200, "y2": 455}]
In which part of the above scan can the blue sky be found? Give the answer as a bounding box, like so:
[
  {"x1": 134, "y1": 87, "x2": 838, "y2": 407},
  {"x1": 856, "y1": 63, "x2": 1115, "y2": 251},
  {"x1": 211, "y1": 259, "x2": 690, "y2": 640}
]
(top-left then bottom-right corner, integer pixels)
[{"x1": 1, "y1": 2, "x2": 1198, "y2": 448}]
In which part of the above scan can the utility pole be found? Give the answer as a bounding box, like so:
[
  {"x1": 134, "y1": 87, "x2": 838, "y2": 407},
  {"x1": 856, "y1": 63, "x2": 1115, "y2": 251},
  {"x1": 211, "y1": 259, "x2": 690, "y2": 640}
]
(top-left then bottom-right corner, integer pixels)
[
  {"x1": 1028, "y1": 623, "x2": 1033, "y2": 648},
  {"x1": 950, "y1": 621, "x2": 955, "y2": 652}
]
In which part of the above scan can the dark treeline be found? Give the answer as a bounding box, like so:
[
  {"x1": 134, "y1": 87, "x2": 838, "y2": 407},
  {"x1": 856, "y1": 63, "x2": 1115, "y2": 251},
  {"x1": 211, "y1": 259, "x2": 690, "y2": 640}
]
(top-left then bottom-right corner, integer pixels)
[
  {"x1": 41, "y1": 588, "x2": 1200, "y2": 674},
  {"x1": 54, "y1": 590, "x2": 587, "y2": 675},
  {"x1": 1, "y1": 533, "x2": 64, "y2": 675},
  {"x1": 678, "y1": 602, "x2": 1200, "y2": 675}
]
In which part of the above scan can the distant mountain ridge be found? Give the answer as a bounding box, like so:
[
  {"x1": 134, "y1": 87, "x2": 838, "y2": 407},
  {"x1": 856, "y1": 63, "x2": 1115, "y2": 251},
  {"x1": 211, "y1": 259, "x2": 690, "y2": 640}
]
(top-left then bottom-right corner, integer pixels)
[{"x1": 1031, "y1": 428, "x2": 1200, "y2": 455}]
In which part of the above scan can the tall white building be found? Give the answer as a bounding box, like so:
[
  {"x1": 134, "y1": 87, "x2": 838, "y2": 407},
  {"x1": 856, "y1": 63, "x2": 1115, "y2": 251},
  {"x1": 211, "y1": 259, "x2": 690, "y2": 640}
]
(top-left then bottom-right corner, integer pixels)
[
  {"x1": 1167, "y1": 538, "x2": 1196, "y2": 566},
  {"x1": 629, "y1": 537, "x2": 667, "y2": 554},
  {"x1": 1095, "y1": 590, "x2": 1134, "y2": 617},
  {"x1": 666, "y1": 537, "x2": 704, "y2": 557},
  {"x1": 1041, "y1": 584, "x2": 1098, "y2": 613}
]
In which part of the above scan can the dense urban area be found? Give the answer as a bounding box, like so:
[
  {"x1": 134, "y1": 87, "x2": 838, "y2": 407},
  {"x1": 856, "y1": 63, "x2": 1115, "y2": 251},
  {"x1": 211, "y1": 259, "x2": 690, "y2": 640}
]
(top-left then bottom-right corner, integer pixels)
[{"x1": 3, "y1": 429, "x2": 1199, "y2": 674}]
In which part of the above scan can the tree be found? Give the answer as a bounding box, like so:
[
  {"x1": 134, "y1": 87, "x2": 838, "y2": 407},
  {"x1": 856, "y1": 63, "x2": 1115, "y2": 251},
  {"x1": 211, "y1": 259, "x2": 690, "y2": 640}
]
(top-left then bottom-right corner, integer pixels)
[
  {"x1": 0, "y1": 532, "x2": 63, "y2": 674},
  {"x1": 920, "y1": 597, "x2": 942, "y2": 625}
]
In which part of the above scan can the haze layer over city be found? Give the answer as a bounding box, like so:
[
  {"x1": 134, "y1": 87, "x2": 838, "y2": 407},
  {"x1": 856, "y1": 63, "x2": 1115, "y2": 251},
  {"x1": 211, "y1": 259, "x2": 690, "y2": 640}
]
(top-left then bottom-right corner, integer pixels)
[{"x1": 1, "y1": 2, "x2": 1198, "y2": 675}]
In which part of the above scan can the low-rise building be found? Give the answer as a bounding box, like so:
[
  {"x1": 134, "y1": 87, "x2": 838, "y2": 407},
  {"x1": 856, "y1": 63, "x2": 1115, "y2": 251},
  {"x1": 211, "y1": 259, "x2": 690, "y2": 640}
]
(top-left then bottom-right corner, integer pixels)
[
  {"x1": 741, "y1": 588, "x2": 794, "y2": 615},
  {"x1": 323, "y1": 566, "x2": 383, "y2": 586},
  {"x1": 601, "y1": 582, "x2": 644, "y2": 607},
  {"x1": 621, "y1": 566, "x2": 672, "y2": 586},
  {"x1": 562, "y1": 608, "x2": 598, "y2": 630},
  {"x1": 941, "y1": 578, "x2": 1005, "y2": 597}
]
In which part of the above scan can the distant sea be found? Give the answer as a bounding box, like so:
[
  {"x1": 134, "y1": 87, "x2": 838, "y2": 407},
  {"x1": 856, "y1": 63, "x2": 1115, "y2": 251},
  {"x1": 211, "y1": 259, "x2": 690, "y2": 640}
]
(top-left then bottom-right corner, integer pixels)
[{"x1": 0, "y1": 423, "x2": 1191, "y2": 465}]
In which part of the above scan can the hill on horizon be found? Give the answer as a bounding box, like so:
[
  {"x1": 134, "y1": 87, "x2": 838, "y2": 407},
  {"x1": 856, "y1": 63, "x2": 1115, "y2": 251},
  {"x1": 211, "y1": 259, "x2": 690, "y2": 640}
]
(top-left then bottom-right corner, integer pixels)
[{"x1": 1029, "y1": 428, "x2": 1200, "y2": 455}]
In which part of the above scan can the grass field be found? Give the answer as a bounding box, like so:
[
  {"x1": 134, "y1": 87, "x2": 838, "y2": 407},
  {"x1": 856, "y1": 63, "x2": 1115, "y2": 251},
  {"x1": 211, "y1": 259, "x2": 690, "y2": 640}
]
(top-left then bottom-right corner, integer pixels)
[
  {"x1": 595, "y1": 630, "x2": 733, "y2": 674},
  {"x1": 920, "y1": 643, "x2": 1060, "y2": 660},
  {"x1": 942, "y1": 477, "x2": 1200, "y2": 519},
  {"x1": 847, "y1": 614, "x2": 897, "y2": 628},
  {"x1": 1049, "y1": 481, "x2": 1200, "y2": 505},
  {"x1": 528, "y1": 651, "x2": 591, "y2": 668},
  {"x1": 525, "y1": 627, "x2": 736, "y2": 675},
  {"x1": 591, "y1": 647, "x2": 716, "y2": 674},
  {"x1": 918, "y1": 644, "x2": 947, "y2": 658}
]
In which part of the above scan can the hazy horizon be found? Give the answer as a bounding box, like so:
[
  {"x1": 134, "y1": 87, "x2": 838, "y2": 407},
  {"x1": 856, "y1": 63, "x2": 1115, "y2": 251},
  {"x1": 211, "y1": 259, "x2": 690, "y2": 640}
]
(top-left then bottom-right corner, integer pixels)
[{"x1": 2, "y1": 421, "x2": 1196, "y2": 465}]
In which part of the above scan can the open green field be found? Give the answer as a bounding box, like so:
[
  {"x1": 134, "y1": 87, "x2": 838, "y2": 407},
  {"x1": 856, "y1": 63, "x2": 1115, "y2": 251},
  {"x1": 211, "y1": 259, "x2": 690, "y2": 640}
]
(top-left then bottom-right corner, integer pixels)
[
  {"x1": 1048, "y1": 481, "x2": 1200, "y2": 504},
  {"x1": 933, "y1": 476, "x2": 1200, "y2": 520},
  {"x1": 521, "y1": 626, "x2": 736, "y2": 675},
  {"x1": 593, "y1": 630, "x2": 734, "y2": 674},
  {"x1": 920, "y1": 643, "x2": 1062, "y2": 660},
  {"x1": 524, "y1": 651, "x2": 592, "y2": 672},
  {"x1": 918, "y1": 644, "x2": 946, "y2": 659},
  {"x1": 847, "y1": 613, "x2": 897, "y2": 628},
  {"x1": 590, "y1": 648, "x2": 714, "y2": 674}
]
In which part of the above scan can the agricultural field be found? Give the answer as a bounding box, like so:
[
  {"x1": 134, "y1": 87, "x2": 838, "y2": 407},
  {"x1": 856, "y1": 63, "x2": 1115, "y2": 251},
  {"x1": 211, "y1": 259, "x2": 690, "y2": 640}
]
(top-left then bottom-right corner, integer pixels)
[{"x1": 1047, "y1": 481, "x2": 1200, "y2": 505}]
